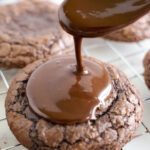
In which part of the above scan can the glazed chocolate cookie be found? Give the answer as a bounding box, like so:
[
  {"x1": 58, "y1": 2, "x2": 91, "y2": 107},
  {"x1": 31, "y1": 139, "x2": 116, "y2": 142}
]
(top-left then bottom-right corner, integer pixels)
[
  {"x1": 104, "y1": 13, "x2": 150, "y2": 42},
  {"x1": 0, "y1": 0, "x2": 73, "y2": 67},
  {"x1": 5, "y1": 56, "x2": 143, "y2": 150},
  {"x1": 143, "y1": 50, "x2": 150, "y2": 89}
]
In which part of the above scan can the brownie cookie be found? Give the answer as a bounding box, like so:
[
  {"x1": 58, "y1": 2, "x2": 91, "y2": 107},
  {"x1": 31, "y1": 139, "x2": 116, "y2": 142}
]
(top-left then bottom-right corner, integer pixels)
[
  {"x1": 5, "y1": 56, "x2": 143, "y2": 150},
  {"x1": 143, "y1": 50, "x2": 150, "y2": 89},
  {"x1": 104, "y1": 13, "x2": 150, "y2": 42},
  {"x1": 0, "y1": 0, "x2": 73, "y2": 68}
]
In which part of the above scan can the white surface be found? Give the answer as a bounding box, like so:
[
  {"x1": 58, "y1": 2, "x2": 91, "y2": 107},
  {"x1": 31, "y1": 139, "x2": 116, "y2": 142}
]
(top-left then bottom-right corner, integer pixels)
[
  {"x1": 50, "y1": 0, "x2": 63, "y2": 4},
  {"x1": 124, "y1": 134, "x2": 150, "y2": 150},
  {"x1": 143, "y1": 101, "x2": 150, "y2": 129},
  {"x1": 0, "y1": 0, "x2": 150, "y2": 150},
  {"x1": 0, "y1": 0, "x2": 19, "y2": 5},
  {"x1": 0, "y1": 120, "x2": 19, "y2": 150},
  {"x1": 0, "y1": 94, "x2": 6, "y2": 120}
]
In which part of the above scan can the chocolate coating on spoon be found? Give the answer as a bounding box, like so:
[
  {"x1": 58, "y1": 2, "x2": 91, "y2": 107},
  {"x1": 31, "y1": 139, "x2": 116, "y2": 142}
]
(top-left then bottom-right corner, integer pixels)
[
  {"x1": 26, "y1": 56, "x2": 111, "y2": 124},
  {"x1": 59, "y1": 0, "x2": 150, "y2": 37}
]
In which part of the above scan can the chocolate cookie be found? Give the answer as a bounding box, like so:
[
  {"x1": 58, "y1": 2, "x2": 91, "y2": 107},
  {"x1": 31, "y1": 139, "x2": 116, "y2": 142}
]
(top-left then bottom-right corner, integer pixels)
[
  {"x1": 0, "y1": 0, "x2": 73, "y2": 68},
  {"x1": 143, "y1": 50, "x2": 150, "y2": 89},
  {"x1": 5, "y1": 56, "x2": 143, "y2": 150},
  {"x1": 104, "y1": 13, "x2": 150, "y2": 42}
]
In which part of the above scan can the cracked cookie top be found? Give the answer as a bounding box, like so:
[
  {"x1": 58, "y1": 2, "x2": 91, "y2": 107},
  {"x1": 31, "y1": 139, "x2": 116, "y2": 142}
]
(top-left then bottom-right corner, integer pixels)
[{"x1": 5, "y1": 57, "x2": 143, "y2": 150}]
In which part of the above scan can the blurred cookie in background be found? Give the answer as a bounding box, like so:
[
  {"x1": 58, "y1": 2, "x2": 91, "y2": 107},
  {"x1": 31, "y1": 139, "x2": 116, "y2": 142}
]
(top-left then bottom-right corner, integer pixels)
[
  {"x1": 104, "y1": 13, "x2": 150, "y2": 42},
  {"x1": 0, "y1": 0, "x2": 73, "y2": 68}
]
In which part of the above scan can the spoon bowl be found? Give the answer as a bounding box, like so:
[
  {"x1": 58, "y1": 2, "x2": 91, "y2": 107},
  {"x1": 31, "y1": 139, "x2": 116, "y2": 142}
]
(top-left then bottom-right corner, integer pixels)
[{"x1": 59, "y1": 0, "x2": 150, "y2": 37}]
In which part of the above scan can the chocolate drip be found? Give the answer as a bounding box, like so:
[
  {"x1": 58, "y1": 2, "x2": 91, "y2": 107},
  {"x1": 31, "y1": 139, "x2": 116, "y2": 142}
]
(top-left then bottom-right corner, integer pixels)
[
  {"x1": 74, "y1": 36, "x2": 83, "y2": 73},
  {"x1": 26, "y1": 0, "x2": 150, "y2": 124}
]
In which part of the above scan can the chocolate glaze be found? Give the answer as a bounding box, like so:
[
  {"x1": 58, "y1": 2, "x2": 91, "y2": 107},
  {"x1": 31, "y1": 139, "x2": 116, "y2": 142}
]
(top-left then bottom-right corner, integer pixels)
[
  {"x1": 26, "y1": 0, "x2": 150, "y2": 124},
  {"x1": 26, "y1": 56, "x2": 111, "y2": 124}
]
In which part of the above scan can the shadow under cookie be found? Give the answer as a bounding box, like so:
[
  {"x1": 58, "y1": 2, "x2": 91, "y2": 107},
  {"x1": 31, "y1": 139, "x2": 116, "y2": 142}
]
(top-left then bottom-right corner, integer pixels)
[
  {"x1": 5, "y1": 57, "x2": 143, "y2": 150},
  {"x1": 0, "y1": 0, "x2": 73, "y2": 68},
  {"x1": 143, "y1": 50, "x2": 150, "y2": 89},
  {"x1": 104, "y1": 13, "x2": 150, "y2": 42}
]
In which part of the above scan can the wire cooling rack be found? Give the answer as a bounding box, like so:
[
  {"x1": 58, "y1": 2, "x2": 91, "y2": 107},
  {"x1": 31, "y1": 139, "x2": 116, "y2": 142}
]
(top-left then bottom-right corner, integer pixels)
[{"x1": 0, "y1": 0, "x2": 150, "y2": 150}]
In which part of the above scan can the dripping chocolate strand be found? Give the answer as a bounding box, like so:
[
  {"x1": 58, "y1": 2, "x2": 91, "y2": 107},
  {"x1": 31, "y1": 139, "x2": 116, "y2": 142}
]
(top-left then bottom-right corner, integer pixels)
[{"x1": 74, "y1": 36, "x2": 83, "y2": 73}]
